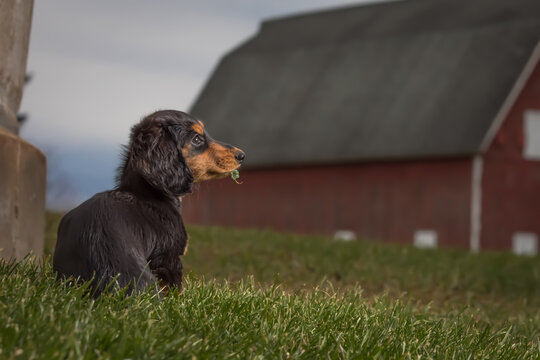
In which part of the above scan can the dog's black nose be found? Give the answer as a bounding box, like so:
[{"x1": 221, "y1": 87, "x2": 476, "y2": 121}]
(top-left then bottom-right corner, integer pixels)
[{"x1": 235, "y1": 150, "x2": 245, "y2": 163}]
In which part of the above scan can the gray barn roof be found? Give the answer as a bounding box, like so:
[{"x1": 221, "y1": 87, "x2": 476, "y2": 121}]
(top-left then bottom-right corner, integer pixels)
[{"x1": 190, "y1": 0, "x2": 540, "y2": 167}]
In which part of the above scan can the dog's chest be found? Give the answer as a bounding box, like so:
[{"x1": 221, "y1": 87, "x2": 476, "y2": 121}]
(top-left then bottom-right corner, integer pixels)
[{"x1": 141, "y1": 202, "x2": 187, "y2": 251}]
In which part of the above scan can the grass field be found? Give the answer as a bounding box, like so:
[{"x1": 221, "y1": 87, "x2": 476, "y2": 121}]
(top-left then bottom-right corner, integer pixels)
[
  {"x1": 0, "y1": 211, "x2": 535, "y2": 359},
  {"x1": 183, "y1": 225, "x2": 540, "y2": 319}
]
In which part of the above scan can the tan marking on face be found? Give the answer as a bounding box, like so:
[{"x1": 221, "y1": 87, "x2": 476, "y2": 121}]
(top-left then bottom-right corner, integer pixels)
[
  {"x1": 192, "y1": 123, "x2": 204, "y2": 135},
  {"x1": 198, "y1": 120, "x2": 205, "y2": 128},
  {"x1": 183, "y1": 141, "x2": 243, "y2": 182}
]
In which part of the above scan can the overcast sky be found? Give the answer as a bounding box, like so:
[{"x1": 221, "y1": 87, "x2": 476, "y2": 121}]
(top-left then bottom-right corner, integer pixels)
[{"x1": 18, "y1": 0, "x2": 391, "y2": 209}]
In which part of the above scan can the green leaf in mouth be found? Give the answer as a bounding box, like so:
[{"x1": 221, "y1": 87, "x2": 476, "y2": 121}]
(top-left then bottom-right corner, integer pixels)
[{"x1": 230, "y1": 169, "x2": 242, "y2": 184}]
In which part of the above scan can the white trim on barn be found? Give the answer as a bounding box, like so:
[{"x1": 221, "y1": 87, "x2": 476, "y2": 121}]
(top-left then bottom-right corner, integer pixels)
[
  {"x1": 480, "y1": 40, "x2": 540, "y2": 152},
  {"x1": 470, "y1": 155, "x2": 483, "y2": 252}
]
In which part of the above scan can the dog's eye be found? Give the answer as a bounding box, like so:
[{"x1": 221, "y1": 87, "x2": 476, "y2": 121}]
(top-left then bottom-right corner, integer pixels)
[{"x1": 191, "y1": 135, "x2": 204, "y2": 146}]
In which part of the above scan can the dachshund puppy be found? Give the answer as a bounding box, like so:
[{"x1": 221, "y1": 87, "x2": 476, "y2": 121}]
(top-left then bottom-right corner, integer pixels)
[{"x1": 53, "y1": 110, "x2": 244, "y2": 296}]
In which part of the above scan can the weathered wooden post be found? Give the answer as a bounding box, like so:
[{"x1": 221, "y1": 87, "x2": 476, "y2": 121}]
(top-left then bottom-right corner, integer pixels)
[{"x1": 0, "y1": 0, "x2": 46, "y2": 260}]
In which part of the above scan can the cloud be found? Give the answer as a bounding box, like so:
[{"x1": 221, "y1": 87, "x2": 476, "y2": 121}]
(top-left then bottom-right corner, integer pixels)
[
  {"x1": 28, "y1": 2, "x2": 258, "y2": 74},
  {"x1": 21, "y1": 51, "x2": 201, "y2": 146},
  {"x1": 21, "y1": 1, "x2": 261, "y2": 146}
]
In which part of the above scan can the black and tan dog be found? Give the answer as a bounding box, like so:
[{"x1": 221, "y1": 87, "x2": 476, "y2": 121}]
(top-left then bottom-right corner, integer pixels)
[{"x1": 53, "y1": 110, "x2": 244, "y2": 296}]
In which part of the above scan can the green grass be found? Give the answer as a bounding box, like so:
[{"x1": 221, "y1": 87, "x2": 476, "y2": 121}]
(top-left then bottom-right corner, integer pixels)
[
  {"x1": 1, "y1": 260, "x2": 539, "y2": 359},
  {"x1": 184, "y1": 226, "x2": 540, "y2": 306},
  {"x1": 16, "y1": 211, "x2": 538, "y2": 358}
]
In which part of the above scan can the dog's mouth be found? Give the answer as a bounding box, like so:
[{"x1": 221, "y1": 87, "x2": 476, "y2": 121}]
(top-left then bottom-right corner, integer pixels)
[
  {"x1": 192, "y1": 162, "x2": 242, "y2": 182},
  {"x1": 185, "y1": 144, "x2": 244, "y2": 183},
  {"x1": 206, "y1": 167, "x2": 238, "y2": 179}
]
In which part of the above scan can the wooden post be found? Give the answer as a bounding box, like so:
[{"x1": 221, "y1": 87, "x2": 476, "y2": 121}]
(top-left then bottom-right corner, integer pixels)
[{"x1": 0, "y1": 0, "x2": 46, "y2": 261}]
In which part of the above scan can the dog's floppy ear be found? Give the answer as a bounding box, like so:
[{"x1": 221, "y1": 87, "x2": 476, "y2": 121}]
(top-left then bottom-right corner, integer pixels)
[{"x1": 130, "y1": 123, "x2": 193, "y2": 196}]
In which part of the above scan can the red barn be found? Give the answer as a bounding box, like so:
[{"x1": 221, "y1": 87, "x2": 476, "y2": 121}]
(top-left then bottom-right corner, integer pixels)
[{"x1": 184, "y1": 0, "x2": 540, "y2": 253}]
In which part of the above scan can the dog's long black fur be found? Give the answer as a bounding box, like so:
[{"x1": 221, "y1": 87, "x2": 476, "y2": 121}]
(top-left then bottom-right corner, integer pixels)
[{"x1": 53, "y1": 110, "x2": 244, "y2": 296}]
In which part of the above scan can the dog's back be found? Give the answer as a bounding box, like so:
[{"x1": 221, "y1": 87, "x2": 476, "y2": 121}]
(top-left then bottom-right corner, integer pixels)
[{"x1": 54, "y1": 191, "x2": 159, "y2": 294}]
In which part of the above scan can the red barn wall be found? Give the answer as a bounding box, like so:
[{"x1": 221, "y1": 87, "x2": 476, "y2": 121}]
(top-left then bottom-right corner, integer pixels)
[
  {"x1": 482, "y1": 58, "x2": 540, "y2": 250},
  {"x1": 183, "y1": 159, "x2": 473, "y2": 248}
]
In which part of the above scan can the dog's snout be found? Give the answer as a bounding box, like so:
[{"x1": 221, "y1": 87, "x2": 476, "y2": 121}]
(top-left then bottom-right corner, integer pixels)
[{"x1": 235, "y1": 150, "x2": 245, "y2": 163}]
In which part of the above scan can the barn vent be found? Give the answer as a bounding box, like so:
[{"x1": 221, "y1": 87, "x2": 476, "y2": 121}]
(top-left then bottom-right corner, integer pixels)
[
  {"x1": 524, "y1": 110, "x2": 540, "y2": 160},
  {"x1": 512, "y1": 232, "x2": 538, "y2": 256},
  {"x1": 414, "y1": 230, "x2": 438, "y2": 249}
]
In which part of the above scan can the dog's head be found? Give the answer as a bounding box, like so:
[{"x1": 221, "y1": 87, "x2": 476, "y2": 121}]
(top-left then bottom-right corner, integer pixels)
[{"x1": 123, "y1": 110, "x2": 245, "y2": 196}]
